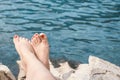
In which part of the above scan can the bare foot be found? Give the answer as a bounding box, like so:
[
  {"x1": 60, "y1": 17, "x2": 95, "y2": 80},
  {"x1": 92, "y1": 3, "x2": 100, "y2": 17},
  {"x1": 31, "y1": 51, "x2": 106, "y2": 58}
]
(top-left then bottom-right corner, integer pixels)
[
  {"x1": 13, "y1": 35, "x2": 56, "y2": 80},
  {"x1": 31, "y1": 33, "x2": 50, "y2": 70},
  {"x1": 13, "y1": 35, "x2": 37, "y2": 72}
]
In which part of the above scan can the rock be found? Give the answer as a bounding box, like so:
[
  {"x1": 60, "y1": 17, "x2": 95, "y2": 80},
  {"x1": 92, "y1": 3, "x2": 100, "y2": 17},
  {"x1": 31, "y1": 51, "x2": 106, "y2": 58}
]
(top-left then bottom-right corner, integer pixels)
[
  {"x1": 62, "y1": 56, "x2": 120, "y2": 80},
  {"x1": 50, "y1": 61, "x2": 74, "y2": 80},
  {"x1": 17, "y1": 61, "x2": 26, "y2": 80},
  {"x1": 9, "y1": 56, "x2": 120, "y2": 80},
  {"x1": 55, "y1": 62, "x2": 74, "y2": 80},
  {"x1": 68, "y1": 64, "x2": 90, "y2": 80},
  {"x1": 89, "y1": 56, "x2": 120, "y2": 80},
  {"x1": 0, "y1": 63, "x2": 16, "y2": 80},
  {"x1": 49, "y1": 61, "x2": 62, "y2": 80}
]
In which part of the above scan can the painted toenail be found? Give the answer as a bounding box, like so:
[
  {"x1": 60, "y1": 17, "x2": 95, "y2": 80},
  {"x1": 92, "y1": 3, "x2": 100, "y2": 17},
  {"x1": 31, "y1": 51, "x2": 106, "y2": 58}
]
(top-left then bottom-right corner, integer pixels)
[
  {"x1": 41, "y1": 35, "x2": 45, "y2": 38},
  {"x1": 14, "y1": 35, "x2": 18, "y2": 38}
]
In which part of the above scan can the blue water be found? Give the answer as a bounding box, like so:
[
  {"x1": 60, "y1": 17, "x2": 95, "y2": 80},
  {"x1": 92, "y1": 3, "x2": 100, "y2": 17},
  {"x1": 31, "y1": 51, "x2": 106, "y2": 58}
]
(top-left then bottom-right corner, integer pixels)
[{"x1": 0, "y1": 0, "x2": 120, "y2": 76}]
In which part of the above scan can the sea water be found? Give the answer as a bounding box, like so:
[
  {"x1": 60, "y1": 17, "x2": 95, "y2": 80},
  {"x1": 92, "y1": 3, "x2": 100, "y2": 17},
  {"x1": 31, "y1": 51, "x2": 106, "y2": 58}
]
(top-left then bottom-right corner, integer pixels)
[{"x1": 0, "y1": 0, "x2": 120, "y2": 76}]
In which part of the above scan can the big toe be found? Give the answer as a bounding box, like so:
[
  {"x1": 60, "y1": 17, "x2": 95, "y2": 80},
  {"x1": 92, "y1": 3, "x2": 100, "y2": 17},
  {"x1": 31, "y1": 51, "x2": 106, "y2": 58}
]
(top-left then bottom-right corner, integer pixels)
[
  {"x1": 39, "y1": 33, "x2": 48, "y2": 42},
  {"x1": 13, "y1": 35, "x2": 19, "y2": 44}
]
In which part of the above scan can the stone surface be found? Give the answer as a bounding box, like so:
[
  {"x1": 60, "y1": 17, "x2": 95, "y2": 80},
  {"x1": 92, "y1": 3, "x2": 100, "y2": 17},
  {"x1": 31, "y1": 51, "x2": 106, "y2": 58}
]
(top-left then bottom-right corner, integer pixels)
[
  {"x1": 0, "y1": 63, "x2": 16, "y2": 80},
  {"x1": 1, "y1": 56, "x2": 120, "y2": 80},
  {"x1": 67, "y1": 64, "x2": 90, "y2": 80},
  {"x1": 89, "y1": 56, "x2": 120, "y2": 80},
  {"x1": 52, "y1": 56, "x2": 120, "y2": 80}
]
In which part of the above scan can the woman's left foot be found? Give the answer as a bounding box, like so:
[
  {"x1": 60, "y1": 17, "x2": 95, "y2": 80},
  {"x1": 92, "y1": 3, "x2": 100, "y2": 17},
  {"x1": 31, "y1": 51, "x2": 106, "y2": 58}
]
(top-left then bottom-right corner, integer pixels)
[{"x1": 13, "y1": 35, "x2": 37, "y2": 72}]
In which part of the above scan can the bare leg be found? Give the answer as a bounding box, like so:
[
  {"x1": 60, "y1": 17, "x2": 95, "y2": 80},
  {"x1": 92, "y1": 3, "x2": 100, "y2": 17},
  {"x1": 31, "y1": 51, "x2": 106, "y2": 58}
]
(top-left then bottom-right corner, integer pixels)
[
  {"x1": 31, "y1": 33, "x2": 50, "y2": 70},
  {"x1": 13, "y1": 35, "x2": 56, "y2": 80}
]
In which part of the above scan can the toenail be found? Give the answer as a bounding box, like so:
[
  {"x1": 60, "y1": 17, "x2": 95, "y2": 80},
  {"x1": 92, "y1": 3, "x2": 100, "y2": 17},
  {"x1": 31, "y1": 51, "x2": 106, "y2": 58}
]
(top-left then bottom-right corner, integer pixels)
[
  {"x1": 35, "y1": 33, "x2": 38, "y2": 36},
  {"x1": 14, "y1": 35, "x2": 18, "y2": 38},
  {"x1": 41, "y1": 35, "x2": 45, "y2": 38}
]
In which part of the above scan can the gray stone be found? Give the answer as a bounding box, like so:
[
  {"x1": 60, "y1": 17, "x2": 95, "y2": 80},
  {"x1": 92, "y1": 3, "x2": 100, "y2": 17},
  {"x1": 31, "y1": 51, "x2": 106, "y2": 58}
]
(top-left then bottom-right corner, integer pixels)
[
  {"x1": 7, "y1": 56, "x2": 120, "y2": 80},
  {"x1": 89, "y1": 56, "x2": 120, "y2": 80},
  {"x1": 68, "y1": 64, "x2": 90, "y2": 80},
  {"x1": 0, "y1": 63, "x2": 16, "y2": 80}
]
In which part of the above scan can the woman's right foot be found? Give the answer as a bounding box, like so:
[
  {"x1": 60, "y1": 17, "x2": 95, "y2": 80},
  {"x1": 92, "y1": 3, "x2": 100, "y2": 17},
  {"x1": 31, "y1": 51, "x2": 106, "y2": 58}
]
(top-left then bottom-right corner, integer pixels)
[{"x1": 31, "y1": 33, "x2": 50, "y2": 70}]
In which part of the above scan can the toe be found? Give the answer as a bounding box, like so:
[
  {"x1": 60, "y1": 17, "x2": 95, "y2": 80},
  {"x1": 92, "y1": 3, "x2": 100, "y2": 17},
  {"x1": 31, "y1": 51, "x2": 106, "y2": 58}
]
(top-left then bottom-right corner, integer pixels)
[
  {"x1": 20, "y1": 37, "x2": 28, "y2": 43},
  {"x1": 39, "y1": 33, "x2": 48, "y2": 42},
  {"x1": 34, "y1": 37, "x2": 38, "y2": 44},
  {"x1": 31, "y1": 37, "x2": 37, "y2": 46},
  {"x1": 13, "y1": 35, "x2": 19, "y2": 44},
  {"x1": 36, "y1": 34, "x2": 41, "y2": 43},
  {"x1": 32, "y1": 33, "x2": 38, "y2": 40},
  {"x1": 19, "y1": 37, "x2": 24, "y2": 42},
  {"x1": 25, "y1": 38, "x2": 29, "y2": 41},
  {"x1": 31, "y1": 33, "x2": 42, "y2": 46}
]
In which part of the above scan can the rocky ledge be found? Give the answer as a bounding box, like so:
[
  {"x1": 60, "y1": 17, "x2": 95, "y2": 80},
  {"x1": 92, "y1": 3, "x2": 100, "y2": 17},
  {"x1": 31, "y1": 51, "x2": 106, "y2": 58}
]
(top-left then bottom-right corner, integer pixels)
[{"x1": 0, "y1": 56, "x2": 120, "y2": 80}]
